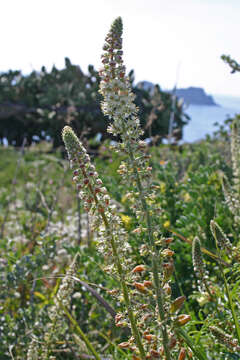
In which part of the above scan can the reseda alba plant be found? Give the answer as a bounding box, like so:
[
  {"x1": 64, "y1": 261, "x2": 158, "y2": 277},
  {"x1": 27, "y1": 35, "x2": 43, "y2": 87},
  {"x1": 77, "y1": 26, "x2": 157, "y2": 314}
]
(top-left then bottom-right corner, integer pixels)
[
  {"x1": 62, "y1": 17, "x2": 207, "y2": 360},
  {"x1": 190, "y1": 117, "x2": 240, "y2": 357}
]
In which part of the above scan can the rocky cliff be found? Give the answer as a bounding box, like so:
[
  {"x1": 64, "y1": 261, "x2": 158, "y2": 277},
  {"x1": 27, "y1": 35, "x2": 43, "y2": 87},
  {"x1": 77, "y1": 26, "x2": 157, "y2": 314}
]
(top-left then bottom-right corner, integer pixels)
[
  {"x1": 175, "y1": 87, "x2": 218, "y2": 106},
  {"x1": 137, "y1": 82, "x2": 218, "y2": 106}
]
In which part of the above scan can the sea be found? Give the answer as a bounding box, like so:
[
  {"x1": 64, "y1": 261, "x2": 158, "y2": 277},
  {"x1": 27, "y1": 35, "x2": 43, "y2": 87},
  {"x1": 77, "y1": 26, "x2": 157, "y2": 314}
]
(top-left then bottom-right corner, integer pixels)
[{"x1": 183, "y1": 95, "x2": 240, "y2": 143}]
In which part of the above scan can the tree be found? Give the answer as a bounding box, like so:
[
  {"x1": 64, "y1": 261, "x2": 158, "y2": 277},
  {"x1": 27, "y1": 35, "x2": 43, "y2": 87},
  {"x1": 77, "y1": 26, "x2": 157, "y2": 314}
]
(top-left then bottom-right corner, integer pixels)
[{"x1": 0, "y1": 59, "x2": 189, "y2": 147}]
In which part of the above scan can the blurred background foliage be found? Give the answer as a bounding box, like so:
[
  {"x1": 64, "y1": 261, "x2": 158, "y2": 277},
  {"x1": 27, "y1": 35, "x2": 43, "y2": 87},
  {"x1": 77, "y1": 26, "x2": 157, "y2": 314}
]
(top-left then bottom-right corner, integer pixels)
[{"x1": 0, "y1": 58, "x2": 189, "y2": 148}]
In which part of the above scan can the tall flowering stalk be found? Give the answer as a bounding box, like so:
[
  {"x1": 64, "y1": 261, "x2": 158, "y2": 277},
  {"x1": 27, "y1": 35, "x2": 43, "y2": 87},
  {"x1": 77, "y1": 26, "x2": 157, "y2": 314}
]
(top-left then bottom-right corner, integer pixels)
[
  {"x1": 210, "y1": 218, "x2": 240, "y2": 344},
  {"x1": 99, "y1": 17, "x2": 172, "y2": 359},
  {"x1": 62, "y1": 126, "x2": 146, "y2": 358},
  {"x1": 231, "y1": 119, "x2": 240, "y2": 195},
  {"x1": 210, "y1": 326, "x2": 240, "y2": 352},
  {"x1": 222, "y1": 116, "x2": 240, "y2": 224},
  {"x1": 62, "y1": 18, "x2": 198, "y2": 360},
  {"x1": 210, "y1": 220, "x2": 233, "y2": 253}
]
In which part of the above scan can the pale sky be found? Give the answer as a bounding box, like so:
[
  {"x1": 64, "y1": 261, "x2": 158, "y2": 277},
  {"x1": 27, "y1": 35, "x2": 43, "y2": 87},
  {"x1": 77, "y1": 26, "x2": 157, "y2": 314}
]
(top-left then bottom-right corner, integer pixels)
[{"x1": 1, "y1": 0, "x2": 239, "y2": 96}]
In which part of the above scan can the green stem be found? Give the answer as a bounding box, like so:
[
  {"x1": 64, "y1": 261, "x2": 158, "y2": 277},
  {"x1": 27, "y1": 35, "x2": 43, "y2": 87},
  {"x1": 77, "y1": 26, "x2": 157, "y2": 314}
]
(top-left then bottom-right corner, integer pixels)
[
  {"x1": 128, "y1": 147, "x2": 171, "y2": 360},
  {"x1": 109, "y1": 229, "x2": 146, "y2": 359},
  {"x1": 62, "y1": 305, "x2": 101, "y2": 360},
  {"x1": 176, "y1": 328, "x2": 208, "y2": 360},
  {"x1": 212, "y1": 226, "x2": 240, "y2": 344},
  {"x1": 98, "y1": 331, "x2": 127, "y2": 356},
  {"x1": 217, "y1": 249, "x2": 240, "y2": 344},
  {"x1": 83, "y1": 168, "x2": 146, "y2": 359}
]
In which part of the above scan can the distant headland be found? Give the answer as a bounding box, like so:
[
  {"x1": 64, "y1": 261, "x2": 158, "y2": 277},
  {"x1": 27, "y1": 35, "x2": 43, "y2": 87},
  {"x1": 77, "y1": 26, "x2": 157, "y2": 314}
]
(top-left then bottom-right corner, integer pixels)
[
  {"x1": 137, "y1": 81, "x2": 218, "y2": 106},
  {"x1": 175, "y1": 87, "x2": 218, "y2": 106}
]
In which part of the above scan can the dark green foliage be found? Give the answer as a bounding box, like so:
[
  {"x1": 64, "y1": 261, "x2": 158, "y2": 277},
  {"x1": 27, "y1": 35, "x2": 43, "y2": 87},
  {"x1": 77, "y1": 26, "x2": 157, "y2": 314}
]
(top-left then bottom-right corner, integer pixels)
[
  {"x1": 0, "y1": 59, "x2": 189, "y2": 148},
  {"x1": 221, "y1": 55, "x2": 240, "y2": 74}
]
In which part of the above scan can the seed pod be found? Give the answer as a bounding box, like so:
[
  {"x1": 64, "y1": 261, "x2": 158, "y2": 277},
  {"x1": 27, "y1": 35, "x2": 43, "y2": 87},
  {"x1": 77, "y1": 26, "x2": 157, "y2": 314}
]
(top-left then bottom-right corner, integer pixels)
[
  {"x1": 107, "y1": 289, "x2": 118, "y2": 295},
  {"x1": 163, "y1": 262, "x2": 174, "y2": 280},
  {"x1": 143, "y1": 334, "x2": 156, "y2": 342},
  {"x1": 165, "y1": 237, "x2": 174, "y2": 245},
  {"x1": 150, "y1": 349, "x2": 160, "y2": 358},
  {"x1": 143, "y1": 313, "x2": 152, "y2": 321},
  {"x1": 143, "y1": 280, "x2": 153, "y2": 288},
  {"x1": 178, "y1": 347, "x2": 187, "y2": 360},
  {"x1": 163, "y1": 283, "x2": 172, "y2": 295},
  {"x1": 175, "y1": 314, "x2": 191, "y2": 327},
  {"x1": 116, "y1": 320, "x2": 128, "y2": 328},
  {"x1": 168, "y1": 336, "x2": 177, "y2": 349},
  {"x1": 132, "y1": 265, "x2": 146, "y2": 273},
  {"x1": 192, "y1": 237, "x2": 204, "y2": 278},
  {"x1": 162, "y1": 249, "x2": 175, "y2": 257},
  {"x1": 118, "y1": 342, "x2": 130, "y2": 349},
  {"x1": 98, "y1": 206, "x2": 105, "y2": 213},
  {"x1": 115, "y1": 313, "x2": 123, "y2": 323},
  {"x1": 170, "y1": 296, "x2": 186, "y2": 313},
  {"x1": 134, "y1": 282, "x2": 146, "y2": 293}
]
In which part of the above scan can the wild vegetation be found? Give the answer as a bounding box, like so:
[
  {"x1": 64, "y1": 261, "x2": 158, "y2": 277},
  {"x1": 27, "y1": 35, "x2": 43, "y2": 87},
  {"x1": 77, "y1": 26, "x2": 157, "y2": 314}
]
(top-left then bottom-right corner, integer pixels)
[{"x1": 0, "y1": 17, "x2": 240, "y2": 360}]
